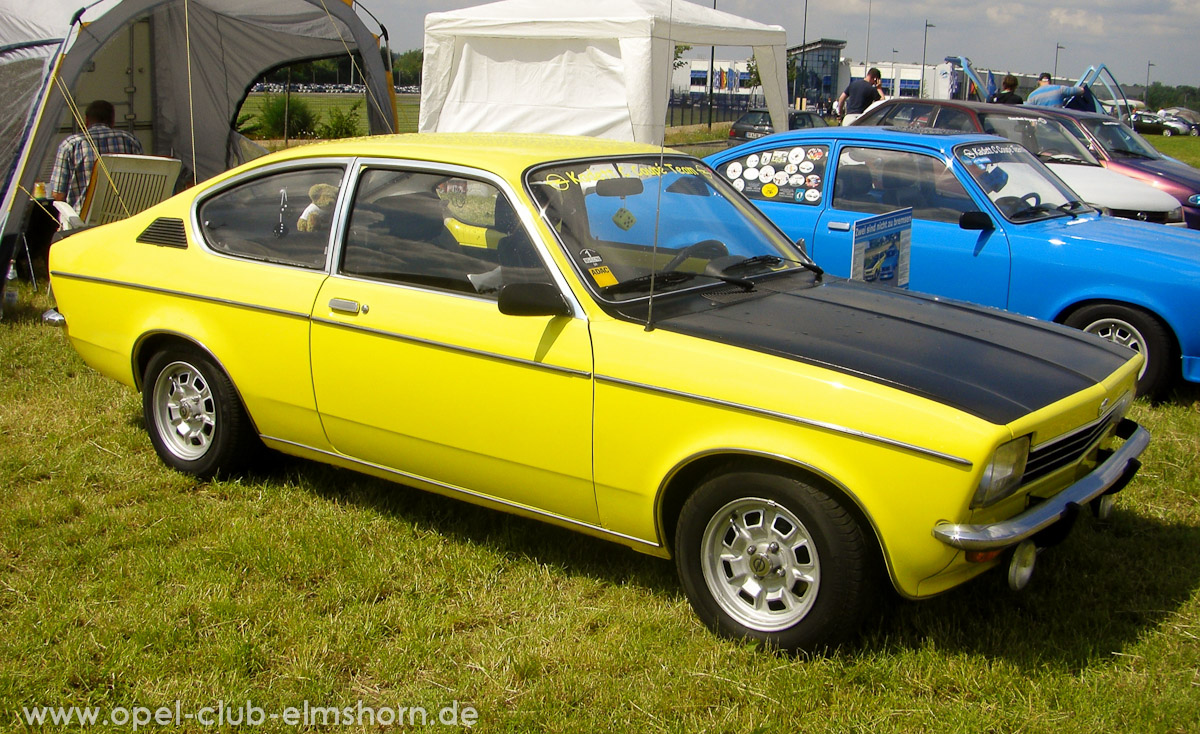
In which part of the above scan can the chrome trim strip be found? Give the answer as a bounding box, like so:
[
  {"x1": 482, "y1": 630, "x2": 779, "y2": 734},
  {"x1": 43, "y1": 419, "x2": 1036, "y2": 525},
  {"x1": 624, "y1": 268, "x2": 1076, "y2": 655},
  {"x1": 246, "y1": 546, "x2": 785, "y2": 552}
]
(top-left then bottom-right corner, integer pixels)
[
  {"x1": 933, "y1": 421, "x2": 1149, "y2": 551},
  {"x1": 262, "y1": 436, "x2": 660, "y2": 550},
  {"x1": 310, "y1": 316, "x2": 593, "y2": 378},
  {"x1": 597, "y1": 375, "x2": 972, "y2": 466},
  {"x1": 49, "y1": 271, "x2": 312, "y2": 320}
]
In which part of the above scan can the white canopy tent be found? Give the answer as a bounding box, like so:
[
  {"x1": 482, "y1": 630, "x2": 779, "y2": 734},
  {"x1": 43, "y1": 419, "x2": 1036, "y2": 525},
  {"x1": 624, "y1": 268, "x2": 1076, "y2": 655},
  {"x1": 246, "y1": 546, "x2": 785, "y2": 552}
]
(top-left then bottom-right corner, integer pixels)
[
  {"x1": 0, "y1": 0, "x2": 397, "y2": 261},
  {"x1": 419, "y1": 0, "x2": 788, "y2": 145}
]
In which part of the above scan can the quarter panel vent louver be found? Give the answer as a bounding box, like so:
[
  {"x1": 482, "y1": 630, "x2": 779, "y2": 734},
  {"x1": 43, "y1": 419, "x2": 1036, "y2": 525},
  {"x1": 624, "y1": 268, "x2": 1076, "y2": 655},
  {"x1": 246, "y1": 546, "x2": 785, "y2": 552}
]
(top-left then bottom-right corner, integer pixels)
[{"x1": 135, "y1": 218, "x2": 188, "y2": 249}]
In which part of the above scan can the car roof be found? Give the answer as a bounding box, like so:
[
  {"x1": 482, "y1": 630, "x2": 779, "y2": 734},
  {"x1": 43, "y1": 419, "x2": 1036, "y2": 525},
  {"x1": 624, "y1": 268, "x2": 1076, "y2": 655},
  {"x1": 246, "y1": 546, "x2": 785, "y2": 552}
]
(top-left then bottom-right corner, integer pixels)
[
  {"x1": 716, "y1": 125, "x2": 1004, "y2": 153},
  {"x1": 227, "y1": 133, "x2": 673, "y2": 181},
  {"x1": 869, "y1": 98, "x2": 1075, "y2": 121}
]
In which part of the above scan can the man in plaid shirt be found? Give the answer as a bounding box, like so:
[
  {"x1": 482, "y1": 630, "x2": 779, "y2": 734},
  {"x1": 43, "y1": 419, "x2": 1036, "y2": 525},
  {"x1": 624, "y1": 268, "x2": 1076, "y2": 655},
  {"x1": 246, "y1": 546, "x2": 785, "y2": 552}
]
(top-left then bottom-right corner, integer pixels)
[{"x1": 50, "y1": 99, "x2": 143, "y2": 211}]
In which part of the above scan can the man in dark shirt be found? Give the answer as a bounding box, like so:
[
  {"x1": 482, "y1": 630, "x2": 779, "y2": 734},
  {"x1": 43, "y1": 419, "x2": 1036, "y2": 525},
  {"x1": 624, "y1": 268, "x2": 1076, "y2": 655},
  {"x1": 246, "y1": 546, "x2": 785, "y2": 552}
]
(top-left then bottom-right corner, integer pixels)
[
  {"x1": 989, "y1": 75, "x2": 1023, "y2": 105},
  {"x1": 837, "y1": 68, "x2": 883, "y2": 125}
]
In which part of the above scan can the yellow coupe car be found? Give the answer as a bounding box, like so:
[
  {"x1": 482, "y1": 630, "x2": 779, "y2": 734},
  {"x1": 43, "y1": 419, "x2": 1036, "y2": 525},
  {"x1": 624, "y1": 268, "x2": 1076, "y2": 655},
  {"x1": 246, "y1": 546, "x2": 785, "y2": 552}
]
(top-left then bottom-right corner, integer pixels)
[{"x1": 47, "y1": 133, "x2": 1148, "y2": 651}]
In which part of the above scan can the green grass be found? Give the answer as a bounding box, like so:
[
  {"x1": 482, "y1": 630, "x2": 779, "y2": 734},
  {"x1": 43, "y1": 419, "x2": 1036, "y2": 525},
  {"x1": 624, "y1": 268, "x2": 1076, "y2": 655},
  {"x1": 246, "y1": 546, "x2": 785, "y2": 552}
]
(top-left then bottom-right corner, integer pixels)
[
  {"x1": 1150, "y1": 135, "x2": 1200, "y2": 167},
  {"x1": 3, "y1": 285, "x2": 1199, "y2": 732}
]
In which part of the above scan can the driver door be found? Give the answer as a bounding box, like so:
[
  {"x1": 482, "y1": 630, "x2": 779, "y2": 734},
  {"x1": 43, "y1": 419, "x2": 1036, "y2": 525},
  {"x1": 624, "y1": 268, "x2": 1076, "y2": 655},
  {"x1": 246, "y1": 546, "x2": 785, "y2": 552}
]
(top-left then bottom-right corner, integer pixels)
[
  {"x1": 812, "y1": 145, "x2": 1012, "y2": 307},
  {"x1": 309, "y1": 166, "x2": 597, "y2": 523}
]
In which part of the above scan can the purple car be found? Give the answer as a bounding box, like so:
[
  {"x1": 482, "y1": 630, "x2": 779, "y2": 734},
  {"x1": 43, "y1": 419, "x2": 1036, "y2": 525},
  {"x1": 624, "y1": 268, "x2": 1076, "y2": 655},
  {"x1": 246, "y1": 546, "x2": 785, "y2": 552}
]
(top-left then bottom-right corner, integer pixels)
[{"x1": 1036, "y1": 107, "x2": 1200, "y2": 229}]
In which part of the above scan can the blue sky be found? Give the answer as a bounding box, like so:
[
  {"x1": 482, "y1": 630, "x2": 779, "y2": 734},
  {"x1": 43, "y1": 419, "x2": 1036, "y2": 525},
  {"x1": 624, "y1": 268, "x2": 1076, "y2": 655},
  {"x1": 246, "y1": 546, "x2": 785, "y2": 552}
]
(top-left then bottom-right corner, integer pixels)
[{"x1": 376, "y1": 0, "x2": 1197, "y2": 88}]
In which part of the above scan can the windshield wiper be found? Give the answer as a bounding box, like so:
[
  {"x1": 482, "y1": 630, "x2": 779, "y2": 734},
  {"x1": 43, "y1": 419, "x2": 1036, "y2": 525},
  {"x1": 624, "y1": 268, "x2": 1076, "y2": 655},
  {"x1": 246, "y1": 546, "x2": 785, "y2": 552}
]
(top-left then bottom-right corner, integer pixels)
[
  {"x1": 719, "y1": 253, "x2": 824, "y2": 281},
  {"x1": 601, "y1": 269, "x2": 754, "y2": 296},
  {"x1": 1038, "y1": 152, "x2": 1092, "y2": 165},
  {"x1": 1009, "y1": 203, "x2": 1069, "y2": 221},
  {"x1": 1112, "y1": 149, "x2": 1157, "y2": 160},
  {"x1": 1056, "y1": 200, "x2": 1088, "y2": 218}
]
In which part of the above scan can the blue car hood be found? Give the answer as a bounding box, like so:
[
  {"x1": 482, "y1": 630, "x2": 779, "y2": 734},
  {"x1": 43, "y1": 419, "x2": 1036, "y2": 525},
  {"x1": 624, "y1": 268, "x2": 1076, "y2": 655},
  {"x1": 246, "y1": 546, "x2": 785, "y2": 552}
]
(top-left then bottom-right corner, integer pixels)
[
  {"x1": 1027, "y1": 214, "x2": 1200, "y2": 265},
  {"x1": 655, "y1": 276, "x2": 1134, "y2": 425}
]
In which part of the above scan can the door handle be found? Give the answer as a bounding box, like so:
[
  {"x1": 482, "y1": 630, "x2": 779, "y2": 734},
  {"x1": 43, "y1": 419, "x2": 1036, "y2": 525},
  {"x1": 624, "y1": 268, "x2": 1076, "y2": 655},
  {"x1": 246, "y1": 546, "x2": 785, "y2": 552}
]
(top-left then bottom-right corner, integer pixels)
[
  {"x1": 828, "y1": 221, "x2": 851, "y2": 232},
  {"x1": 329, "y1": 298, "x2": 360, "y2": 315}
]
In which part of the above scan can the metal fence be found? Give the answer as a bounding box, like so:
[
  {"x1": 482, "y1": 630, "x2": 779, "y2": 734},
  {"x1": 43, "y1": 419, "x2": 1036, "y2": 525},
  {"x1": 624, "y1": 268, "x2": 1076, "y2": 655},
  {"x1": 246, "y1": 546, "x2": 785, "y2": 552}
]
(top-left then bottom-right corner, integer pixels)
[{"x1": 667, "y1": 94, "x2": 766, "y2": 127}]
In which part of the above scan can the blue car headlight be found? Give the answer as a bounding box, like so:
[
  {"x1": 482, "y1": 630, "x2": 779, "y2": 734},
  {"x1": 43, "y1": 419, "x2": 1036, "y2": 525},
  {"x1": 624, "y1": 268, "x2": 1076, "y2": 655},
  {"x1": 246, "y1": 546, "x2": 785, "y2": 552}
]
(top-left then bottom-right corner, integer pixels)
[{"x1": 1189, "y1": 193, "x2": 1200, "y2": 207}]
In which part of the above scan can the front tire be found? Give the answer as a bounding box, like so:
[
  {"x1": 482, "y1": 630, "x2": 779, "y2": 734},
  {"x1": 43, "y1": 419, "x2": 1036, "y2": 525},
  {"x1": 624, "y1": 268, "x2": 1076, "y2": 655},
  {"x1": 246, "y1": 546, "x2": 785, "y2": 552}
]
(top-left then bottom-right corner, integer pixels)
[
  {"x1": 1064, "y1": 304, "x2": 1175, "y2": 399},
  {"x1": 142, "y1": 346, "x2": 257, "y2": 478},
  {"x1": 675, "y1": 465, "x2": 872, "y2": 652}
]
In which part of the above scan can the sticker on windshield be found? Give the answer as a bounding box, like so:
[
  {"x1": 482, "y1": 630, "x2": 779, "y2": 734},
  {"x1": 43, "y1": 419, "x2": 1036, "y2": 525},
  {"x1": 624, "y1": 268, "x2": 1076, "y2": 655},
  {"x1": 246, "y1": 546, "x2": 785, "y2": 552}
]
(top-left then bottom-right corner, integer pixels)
[
  {"x1": 746, "y1": 153, "x2": 760, "y2": 168},
  {"x1": 788, "y1": 148, "x2": 806, "y2": 164},
  {"x1": 770, "y1": 150, "x2": 789, "y2": 165},
  {"x1": 807, "y1": 148, "x2": 825, "y2": 161},
  {"x1": 725, "y1": 161, "x2": 743, "y2": 179},
  {"x1": 799, "y1": 160, "x2": 815, "y2": 174},
  {"x1": 579, "y1": 248, "x2": 604, "y2": 265},
  {"x1": 804, "y1": 188, "x2": 822, "y2": 203},
  {"x1": 589, "y1": 265, "x2": 618, "y2": 288},
  {"x1": 762, "y1": 183, "x2": 779, "y2": 198},
  {"x1": 743, "y1": 166, "x2": 759, "y2": 181},
  {"x1": 758, "y1": 166, "x2": 776, "y2": 183}
]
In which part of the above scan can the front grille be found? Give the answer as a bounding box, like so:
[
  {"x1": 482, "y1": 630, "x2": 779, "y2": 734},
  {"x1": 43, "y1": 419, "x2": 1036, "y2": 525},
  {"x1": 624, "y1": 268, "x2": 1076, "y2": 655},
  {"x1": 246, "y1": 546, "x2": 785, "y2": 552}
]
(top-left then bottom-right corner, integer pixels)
[
  {"x1": 136, "y1": 217, "x2": 188, "y2": 248},
  {"x1": 1022, "y1": 411, "x2": 1116, "y2": 484}
]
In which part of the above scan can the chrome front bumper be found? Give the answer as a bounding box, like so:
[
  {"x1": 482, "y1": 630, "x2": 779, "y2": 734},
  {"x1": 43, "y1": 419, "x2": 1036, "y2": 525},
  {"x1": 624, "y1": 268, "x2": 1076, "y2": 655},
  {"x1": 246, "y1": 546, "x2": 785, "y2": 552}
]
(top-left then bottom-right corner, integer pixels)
[{"x1": 933, "y1": 419, "x2": 1148, "y2": 551}]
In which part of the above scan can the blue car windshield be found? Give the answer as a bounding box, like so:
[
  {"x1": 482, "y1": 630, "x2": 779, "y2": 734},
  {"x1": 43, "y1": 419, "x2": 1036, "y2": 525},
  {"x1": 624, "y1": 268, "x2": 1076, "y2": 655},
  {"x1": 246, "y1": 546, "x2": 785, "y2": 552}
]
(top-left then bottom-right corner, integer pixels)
[
  {"x1": 526, "y1": 156, "x2": 810, "y2": 302},
  {"x1": 955, "y1": 142, "x2": 1082, "y2": 222}
]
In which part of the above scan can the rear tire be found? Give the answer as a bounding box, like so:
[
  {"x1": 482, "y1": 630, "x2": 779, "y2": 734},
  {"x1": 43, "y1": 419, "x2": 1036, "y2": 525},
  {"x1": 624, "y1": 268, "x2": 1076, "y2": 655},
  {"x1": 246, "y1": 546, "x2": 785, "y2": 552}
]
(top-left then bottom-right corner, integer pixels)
[
  {"x1": 142, "y1": 346, "x2": 257, "y2": 478},
  {"x1": 1064, "y1": 303, "x2": 1175, "y2": 399},
  {"x1": 675, "y1": 465, "x2": 872, "y2": 652}
]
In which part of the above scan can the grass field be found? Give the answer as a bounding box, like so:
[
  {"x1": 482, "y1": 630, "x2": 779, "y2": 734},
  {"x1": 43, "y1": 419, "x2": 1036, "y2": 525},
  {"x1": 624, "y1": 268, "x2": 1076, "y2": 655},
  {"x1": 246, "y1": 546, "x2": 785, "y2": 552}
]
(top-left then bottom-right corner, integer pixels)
[{"x1": 2, "y1": 130, "x2": 1199, "y2": 733}]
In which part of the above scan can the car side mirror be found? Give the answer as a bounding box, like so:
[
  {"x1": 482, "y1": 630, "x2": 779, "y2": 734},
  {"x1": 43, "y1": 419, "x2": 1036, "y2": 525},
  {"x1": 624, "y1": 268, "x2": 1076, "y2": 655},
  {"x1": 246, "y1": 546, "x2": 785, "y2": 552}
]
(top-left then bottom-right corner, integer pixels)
[
  {"x1": 497, "y1": 282, "x2": 571, "y2": 317},
  {"x1": 960, "y1": 210, "x2": 994, "y2": 231}
]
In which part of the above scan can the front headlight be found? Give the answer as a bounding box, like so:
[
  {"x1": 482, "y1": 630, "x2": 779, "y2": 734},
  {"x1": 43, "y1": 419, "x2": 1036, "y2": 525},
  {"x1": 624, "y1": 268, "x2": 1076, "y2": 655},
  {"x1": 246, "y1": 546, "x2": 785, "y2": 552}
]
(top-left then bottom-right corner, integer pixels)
[
  {"x1": 1166, "y1": 206, "x2": 1184, "y2": 223},
  {"x1": 971, "y1": 436, "x2": 1030, "y2": 509},
  {"x1": 1189, "y1": 193, "x2": 1200, "y2": 207}
]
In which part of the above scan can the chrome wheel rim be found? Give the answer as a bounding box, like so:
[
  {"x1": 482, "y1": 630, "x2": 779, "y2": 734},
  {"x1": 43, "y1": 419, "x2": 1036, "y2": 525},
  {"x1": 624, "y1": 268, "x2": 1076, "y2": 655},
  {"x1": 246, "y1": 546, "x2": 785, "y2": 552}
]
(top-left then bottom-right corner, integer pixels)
[
  {"x1": 152, "y1": 360, "x2": 216, "y2": 460},
  {"x1": 700, "y1": 497, "x2": 820, "y2": 631},
  {"x1": 1083, "y1": 317, "x2": 1147, "y2": 379}
]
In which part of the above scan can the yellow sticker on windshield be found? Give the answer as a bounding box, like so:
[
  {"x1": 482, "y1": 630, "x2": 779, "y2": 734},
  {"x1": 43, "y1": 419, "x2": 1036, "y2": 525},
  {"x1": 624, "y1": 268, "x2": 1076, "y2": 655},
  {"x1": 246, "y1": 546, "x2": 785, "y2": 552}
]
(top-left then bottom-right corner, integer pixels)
[{"x1": 589, "y1": 265, "x2": 618, "y2": 287}]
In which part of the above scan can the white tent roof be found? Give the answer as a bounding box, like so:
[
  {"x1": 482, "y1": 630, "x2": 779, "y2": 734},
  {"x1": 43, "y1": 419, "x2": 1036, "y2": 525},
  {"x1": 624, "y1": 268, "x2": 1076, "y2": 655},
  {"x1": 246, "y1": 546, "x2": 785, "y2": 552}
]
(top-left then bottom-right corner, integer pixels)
[{"x1": 419, "y1": 0, "x2": 788, "y2": 144}]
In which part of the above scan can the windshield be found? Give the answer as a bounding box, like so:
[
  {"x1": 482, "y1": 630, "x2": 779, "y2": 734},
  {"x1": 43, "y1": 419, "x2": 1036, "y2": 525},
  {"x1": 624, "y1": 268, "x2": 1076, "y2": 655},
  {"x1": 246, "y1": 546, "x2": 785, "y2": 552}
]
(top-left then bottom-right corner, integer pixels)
[
  {"x1": 526, "y1": 156, "x2": 811, "y2": 302},
  {"x1": 976, "y1": 113, "x2": 1100, "y2": 166},
  {"x1": 955, "y1": 142, "x2": 1085, "y2": 222},
  {"x1": 1080, "y1": 117, "x2": 1163, "y2": 160}
]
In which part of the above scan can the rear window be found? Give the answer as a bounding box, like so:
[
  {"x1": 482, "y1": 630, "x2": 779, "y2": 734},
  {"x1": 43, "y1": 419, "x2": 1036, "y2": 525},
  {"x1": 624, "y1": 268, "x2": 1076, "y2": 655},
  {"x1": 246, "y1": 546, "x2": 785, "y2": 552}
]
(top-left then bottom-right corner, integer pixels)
[{"x1": 737, "y1": 111, "x2": 772, "y2": 126}]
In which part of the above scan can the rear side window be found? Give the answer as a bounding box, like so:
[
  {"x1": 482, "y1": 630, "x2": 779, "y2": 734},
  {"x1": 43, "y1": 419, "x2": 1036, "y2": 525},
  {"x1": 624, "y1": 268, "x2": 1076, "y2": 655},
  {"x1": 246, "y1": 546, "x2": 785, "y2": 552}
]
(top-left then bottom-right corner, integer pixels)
[
  {"x1": 198, "y1": 167, "x2": 344, "y2": 270},
  {"x1": 715, "y1": 145, "x2": 830, "y2": 206}
]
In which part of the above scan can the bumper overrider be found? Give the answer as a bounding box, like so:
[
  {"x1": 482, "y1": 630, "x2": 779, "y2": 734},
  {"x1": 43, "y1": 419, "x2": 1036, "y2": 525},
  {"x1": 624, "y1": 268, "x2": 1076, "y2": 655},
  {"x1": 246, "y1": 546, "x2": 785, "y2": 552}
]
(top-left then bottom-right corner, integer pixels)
[{"x1": 933, "y1": 418, "x2": 1148, "y2": 553}]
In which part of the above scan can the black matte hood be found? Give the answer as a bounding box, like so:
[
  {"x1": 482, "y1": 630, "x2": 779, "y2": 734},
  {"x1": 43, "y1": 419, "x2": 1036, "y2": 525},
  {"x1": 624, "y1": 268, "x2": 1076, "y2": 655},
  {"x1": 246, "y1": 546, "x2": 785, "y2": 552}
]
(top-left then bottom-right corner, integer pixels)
[{"x1": 655, "y1": 278, "x2": 1134, "y2": 425}]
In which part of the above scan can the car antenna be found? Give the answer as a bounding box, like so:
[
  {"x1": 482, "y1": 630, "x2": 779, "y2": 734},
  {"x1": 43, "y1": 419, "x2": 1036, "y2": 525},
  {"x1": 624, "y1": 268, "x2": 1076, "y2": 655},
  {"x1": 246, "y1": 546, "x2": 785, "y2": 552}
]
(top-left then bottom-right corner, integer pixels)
[{"x1": 645, "y1": 0, "x2": 678, "y2": 332}]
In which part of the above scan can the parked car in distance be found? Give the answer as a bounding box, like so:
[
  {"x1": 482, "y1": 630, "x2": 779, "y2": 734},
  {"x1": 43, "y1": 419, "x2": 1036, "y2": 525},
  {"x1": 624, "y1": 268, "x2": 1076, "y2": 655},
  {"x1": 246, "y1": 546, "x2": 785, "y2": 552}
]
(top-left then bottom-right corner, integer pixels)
[
  {"x1": 1129, "y1": 111, "x2": 1170, "y2": 136},
  {"x1": 48, "y1": 132, "x2": 1148, "y2": 652},
  {"x1": 728, "y1": 108, "x2": 828, "y2": 146},
  {"x1": 1160, "y1": 115, "x2": 1198, "y2": 136},
  {"x1": 1035, "y1": 106, "x2": 1200, "y2": 229},
  {"x1": 705, "y1": 126, "x2": 1200, "y2": 398},
  {"x1": 852, "y1": 99, "x2": 1185, "y2": 225}
]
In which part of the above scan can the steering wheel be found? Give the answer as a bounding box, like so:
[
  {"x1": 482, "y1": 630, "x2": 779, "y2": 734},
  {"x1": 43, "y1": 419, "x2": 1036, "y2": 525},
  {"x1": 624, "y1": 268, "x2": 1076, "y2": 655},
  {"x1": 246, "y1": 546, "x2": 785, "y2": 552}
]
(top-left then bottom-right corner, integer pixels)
[
  {"x1": 995, "y1": 192, "x2": 1041, "y2": 216},
  {"x1": 662, "y1": 239, "x2": 728, "y2": 272}
]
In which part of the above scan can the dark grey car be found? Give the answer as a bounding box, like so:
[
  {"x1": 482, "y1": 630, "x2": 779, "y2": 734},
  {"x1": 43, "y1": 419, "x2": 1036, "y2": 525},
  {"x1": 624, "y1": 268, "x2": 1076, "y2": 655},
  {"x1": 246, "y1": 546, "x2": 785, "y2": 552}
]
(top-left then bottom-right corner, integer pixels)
[{"x1": 727, "y1": 108, "x2": 828, "y2": 146}]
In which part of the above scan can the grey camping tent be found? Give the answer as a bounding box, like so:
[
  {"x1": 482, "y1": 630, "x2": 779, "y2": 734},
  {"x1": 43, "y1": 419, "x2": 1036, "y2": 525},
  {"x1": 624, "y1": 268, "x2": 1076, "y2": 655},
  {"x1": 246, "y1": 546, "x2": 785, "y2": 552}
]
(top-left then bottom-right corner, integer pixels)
[{"x1": 0, "y1": 0, "x2": 397, "y2": 296}]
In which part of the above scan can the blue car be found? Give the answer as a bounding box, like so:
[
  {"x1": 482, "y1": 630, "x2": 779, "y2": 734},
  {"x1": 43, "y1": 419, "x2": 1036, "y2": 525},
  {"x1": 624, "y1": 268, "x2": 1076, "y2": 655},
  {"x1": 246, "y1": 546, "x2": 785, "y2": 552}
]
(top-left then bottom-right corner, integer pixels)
[{"x1": 704, "y1": 127, "x2": 1200, "y2": 398}]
